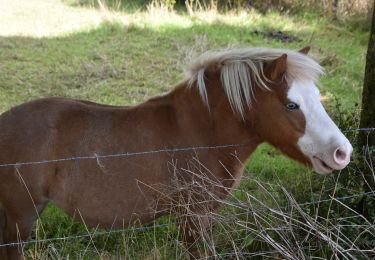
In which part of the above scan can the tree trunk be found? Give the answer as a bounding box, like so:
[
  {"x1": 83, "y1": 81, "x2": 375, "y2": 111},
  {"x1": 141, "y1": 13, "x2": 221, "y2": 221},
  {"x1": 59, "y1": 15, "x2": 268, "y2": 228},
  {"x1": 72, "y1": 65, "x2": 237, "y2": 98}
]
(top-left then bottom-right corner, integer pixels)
[{"x1": 357, "y1": 2, "x2": 375, "y2": 217}]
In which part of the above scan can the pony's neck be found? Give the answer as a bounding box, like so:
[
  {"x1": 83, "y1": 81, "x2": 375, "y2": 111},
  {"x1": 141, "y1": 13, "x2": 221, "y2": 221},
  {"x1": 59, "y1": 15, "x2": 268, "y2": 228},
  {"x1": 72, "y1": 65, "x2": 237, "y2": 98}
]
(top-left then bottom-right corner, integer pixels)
[{"x1": 169, "y1": 75, "x2": 262, "y2": 163}]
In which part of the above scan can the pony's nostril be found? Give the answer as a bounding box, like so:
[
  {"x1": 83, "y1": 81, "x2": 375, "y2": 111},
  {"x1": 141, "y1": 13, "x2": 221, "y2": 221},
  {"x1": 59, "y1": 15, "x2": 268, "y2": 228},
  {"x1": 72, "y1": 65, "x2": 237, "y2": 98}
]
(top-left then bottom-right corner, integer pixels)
[{"x1": 334, "y1": 147, "x2": 348, "y2": 165}]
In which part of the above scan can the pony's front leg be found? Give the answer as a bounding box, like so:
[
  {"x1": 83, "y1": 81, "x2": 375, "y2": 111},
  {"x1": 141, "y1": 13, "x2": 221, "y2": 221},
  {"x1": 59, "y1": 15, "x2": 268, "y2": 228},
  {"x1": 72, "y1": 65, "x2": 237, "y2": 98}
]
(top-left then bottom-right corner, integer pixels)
[
  {"x1": 178, "y1": 213, "x2": 216, "y2": 259},
  {"x1": 0, "y1": 206, "x2": 7, "y2": 260}
]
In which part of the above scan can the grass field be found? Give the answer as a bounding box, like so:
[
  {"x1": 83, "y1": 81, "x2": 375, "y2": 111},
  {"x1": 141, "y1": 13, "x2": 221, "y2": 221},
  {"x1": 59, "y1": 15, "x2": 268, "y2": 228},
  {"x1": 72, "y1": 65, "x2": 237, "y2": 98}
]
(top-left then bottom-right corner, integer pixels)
[{"x1": 0, "y1": 0, "x2": 373, "y2": 259}]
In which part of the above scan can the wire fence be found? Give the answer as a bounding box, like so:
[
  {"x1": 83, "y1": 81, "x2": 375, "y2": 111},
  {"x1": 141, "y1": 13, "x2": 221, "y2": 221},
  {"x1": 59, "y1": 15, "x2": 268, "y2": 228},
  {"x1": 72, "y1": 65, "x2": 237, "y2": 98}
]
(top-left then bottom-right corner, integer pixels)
[
  {"x1": 0, "y1": 223, "x2": 172, "y2": 248},
  {"x1": 342, "y1": 127, "x2": 375, "y2": 133},
  {"x1": 0, "y1": 190, "x2": 373, "y2": 248},
  {"x1": 0, "y1": 127, "x2": 374, "y2": 249},
  {"x1": 0, "y1": 143, "x2": 249, "y2": 168},
  {"x1": 0, "y1": 127, "x2": 374, "y2": 169}
]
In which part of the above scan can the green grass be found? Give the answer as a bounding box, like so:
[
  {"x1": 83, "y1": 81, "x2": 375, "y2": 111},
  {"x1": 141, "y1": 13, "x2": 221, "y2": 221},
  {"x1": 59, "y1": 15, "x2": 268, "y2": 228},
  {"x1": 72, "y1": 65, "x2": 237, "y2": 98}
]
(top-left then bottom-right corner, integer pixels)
[{"x1": 0, "y1": 0, "x2": 371, "y2": 258}]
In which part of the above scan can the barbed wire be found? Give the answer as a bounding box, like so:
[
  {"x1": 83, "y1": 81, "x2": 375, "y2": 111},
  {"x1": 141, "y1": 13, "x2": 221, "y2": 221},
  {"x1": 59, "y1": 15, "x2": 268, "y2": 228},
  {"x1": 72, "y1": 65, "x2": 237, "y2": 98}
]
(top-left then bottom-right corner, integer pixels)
[
  {"x1": 343, "y1": 127, "x2": 375, "y2": 133},
  {"x1": 0, "y1": 126, "x2": 373, "y2": 249},
  {"x1": 0, "y1": 223, "x2": 171, "y2": 248},
  {"x1": 0, "y1": 126, "x2": 373, "y2": 169},
  {"x1": 0, "y1": 143, "x2": 250, "y2": 168},
  {"x1": 294, "y1": 190, "x2": 375, "y2": 207}
]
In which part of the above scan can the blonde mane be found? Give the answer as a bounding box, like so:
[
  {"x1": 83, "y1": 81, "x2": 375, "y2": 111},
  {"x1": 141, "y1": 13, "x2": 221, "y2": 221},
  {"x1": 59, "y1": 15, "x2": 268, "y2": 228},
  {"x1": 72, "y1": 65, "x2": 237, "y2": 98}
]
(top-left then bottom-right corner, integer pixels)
[{"x1": 186, "y1": 47, "x2": 324, "y2": 117}]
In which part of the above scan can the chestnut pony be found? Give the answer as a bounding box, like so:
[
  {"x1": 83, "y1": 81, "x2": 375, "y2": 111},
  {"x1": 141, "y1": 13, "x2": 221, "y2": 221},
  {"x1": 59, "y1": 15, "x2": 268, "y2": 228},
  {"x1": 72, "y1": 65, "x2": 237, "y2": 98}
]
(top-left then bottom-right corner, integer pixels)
[{"x1": 0, "y1": 47, "x2": 352, "y2": 259}]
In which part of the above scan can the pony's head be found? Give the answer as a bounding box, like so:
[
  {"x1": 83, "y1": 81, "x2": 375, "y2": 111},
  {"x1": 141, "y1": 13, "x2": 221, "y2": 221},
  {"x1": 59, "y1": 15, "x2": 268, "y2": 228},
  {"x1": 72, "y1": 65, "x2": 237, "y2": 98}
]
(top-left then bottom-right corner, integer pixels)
[{"x1": 187, "y1": 47, "x2": 352, "y2": 174}]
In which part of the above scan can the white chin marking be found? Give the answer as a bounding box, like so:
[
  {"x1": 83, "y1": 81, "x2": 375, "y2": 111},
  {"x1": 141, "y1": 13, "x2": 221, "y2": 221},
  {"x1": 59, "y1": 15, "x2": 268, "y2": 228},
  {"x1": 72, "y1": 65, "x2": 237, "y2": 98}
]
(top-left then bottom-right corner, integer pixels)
[{"x1": 288, "y1": 80, "x2": 352, "y2": 174}]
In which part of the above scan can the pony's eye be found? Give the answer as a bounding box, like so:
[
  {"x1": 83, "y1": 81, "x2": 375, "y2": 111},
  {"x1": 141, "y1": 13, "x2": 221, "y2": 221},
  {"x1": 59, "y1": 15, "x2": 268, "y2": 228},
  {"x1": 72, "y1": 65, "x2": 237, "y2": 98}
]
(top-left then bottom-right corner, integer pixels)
[{"x1": 286, "y1": 102, "x2": 299, "y2": 110}]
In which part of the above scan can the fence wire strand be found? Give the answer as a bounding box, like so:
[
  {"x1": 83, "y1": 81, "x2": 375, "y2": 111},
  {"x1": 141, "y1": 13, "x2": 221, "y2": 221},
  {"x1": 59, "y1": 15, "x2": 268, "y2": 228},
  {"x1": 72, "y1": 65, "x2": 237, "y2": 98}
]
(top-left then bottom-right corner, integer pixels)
[
  {"x1": 343, "y1": 127, "x2": 375, "y2": 133},
  {"x1": 0, "y1": 127, "x2": 373, "y2": 169},
  {"x1": 0, "y1": 223, "x2": 171, "y2": 248},
  {"x1": 0, "y1": 143, "x2": 249, "y2": 168}
]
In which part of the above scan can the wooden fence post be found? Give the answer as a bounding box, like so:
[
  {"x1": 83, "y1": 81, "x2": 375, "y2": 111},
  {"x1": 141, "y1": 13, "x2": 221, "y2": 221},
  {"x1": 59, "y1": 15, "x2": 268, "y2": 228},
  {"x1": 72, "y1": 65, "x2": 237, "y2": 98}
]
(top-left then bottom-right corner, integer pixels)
[{"x1": 358, "y1": 2, "x2": 375, "y2": 217}]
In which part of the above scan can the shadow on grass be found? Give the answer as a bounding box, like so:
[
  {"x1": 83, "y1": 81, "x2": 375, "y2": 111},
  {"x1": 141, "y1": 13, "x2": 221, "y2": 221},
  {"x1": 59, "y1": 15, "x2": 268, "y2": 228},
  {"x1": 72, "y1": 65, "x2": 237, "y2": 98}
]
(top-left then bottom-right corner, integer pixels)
[
  {"x1": 0, "y1": 21, "x2": 313, "y2": 111},
  {"x1": 63, "y1": 0, "x2": 150, "y2": 12}
]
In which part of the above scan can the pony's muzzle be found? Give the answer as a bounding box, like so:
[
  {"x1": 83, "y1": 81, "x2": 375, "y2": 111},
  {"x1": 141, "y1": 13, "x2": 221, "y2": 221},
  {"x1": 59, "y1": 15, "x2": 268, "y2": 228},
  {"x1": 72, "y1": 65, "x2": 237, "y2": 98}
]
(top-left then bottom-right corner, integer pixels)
[{"x1": 310, "y1": 141, "x2": 353, "y2": 175}]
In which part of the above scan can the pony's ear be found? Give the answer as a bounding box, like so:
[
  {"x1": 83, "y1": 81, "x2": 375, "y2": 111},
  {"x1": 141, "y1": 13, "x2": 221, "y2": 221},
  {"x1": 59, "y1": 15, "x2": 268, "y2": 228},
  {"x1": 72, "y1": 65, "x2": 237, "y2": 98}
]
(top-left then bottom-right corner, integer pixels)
[
  {"x1": 265, "y1": 54, "x2": 287, "y2": 81},
  {"x1": 299, "y1": 46, "x2": 310, "y2": 55}
]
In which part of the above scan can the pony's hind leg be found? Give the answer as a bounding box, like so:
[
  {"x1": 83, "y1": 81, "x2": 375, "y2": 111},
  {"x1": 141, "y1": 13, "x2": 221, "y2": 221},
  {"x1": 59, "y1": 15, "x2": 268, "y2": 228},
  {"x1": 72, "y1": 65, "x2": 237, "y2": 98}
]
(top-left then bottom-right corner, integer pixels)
[
  {"x1": 0, "y1": 205, "x2": 7, "y2": 259},
  {"x1": 0, "y1": 167, "x2": 49, "y2": 260},
  {"x1": 0, "y1": 186, "x2": 47, "y2": 260},
  {"x1": 3, "y1": 208, "x2": 39, "y2": 260}
]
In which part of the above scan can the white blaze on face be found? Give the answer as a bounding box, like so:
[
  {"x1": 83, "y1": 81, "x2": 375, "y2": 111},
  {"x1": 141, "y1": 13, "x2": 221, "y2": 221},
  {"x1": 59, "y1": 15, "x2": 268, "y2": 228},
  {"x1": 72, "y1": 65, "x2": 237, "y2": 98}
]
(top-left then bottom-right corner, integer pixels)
[{"x1": 287, "y1": 80, "x2": 353, "y2": 174}]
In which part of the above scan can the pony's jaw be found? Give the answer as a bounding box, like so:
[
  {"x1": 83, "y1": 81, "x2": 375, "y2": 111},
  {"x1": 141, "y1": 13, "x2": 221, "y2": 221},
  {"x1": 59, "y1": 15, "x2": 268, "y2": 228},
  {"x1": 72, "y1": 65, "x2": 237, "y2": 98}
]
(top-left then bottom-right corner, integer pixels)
[{"x1": 288, "y1": 80, "x2": 353, "y2": 174}]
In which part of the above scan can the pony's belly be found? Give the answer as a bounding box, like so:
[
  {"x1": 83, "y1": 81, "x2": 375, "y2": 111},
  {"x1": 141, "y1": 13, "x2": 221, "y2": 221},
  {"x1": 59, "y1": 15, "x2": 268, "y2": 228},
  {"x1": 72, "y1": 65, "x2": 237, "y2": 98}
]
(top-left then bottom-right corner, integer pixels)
[
  {"x1": 49, "y1": 164, "x2": 170, "y2": 229},
  {"x1": 52, "y1": 194, "x2": 163, "y2": 229}
]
